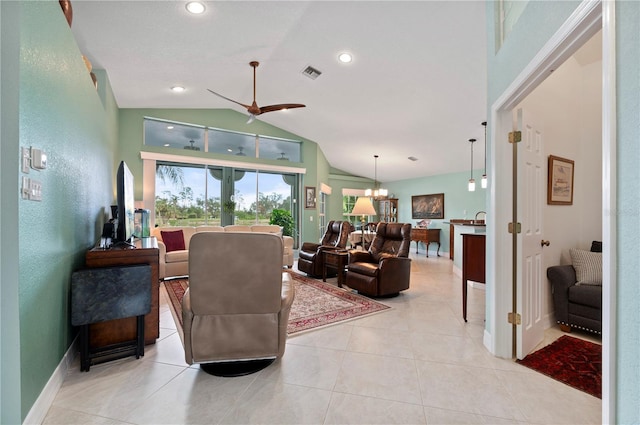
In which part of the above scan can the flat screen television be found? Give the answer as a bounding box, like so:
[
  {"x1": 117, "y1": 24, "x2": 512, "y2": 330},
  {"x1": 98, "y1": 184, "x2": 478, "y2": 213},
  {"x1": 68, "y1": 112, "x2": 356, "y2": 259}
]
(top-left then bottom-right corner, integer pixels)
[{"x1": 115, "y1": 161, "x2": 136, "y2": 244}]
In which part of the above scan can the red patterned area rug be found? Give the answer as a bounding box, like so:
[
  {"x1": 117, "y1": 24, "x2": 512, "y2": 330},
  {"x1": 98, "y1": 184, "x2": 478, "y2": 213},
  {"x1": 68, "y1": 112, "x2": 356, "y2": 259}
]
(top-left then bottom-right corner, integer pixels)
[
  {"x1": 163, "y1": 271, "x2": 391, "y2": 336},
  {"x1": 516, "y1": 335, "x2": 601, "y2": 399}
]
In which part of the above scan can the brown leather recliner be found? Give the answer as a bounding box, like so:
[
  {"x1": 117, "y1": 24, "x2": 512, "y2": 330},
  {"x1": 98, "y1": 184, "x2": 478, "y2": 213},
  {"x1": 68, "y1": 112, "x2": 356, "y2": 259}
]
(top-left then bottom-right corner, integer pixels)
[
  {"x1": 182, "y1": 232, "x2": 295, "y2": 375},
  {"x1": 298, "y1": 220, "x2": 350, "y2": 277},
  {"x1": 345, "y1": 222, "x2": 412, "y2": 297}
]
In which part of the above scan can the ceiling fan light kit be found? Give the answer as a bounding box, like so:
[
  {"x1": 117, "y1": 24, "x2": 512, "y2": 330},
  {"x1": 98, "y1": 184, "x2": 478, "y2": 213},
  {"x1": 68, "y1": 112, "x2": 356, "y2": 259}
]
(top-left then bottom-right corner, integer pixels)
[{"x1": 207, "y1": 61, "x2": 305, "y2": 124}]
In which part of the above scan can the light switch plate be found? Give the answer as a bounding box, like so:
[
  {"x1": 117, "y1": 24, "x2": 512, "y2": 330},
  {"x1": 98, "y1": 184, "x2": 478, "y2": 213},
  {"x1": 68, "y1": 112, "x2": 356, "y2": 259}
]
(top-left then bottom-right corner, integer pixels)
[
  {"x1": 21, "y1": 147, "x2": 30, "y2": 174},
  {"x1": 21, "y1": 177, "x2": 30, "y2": 199}
]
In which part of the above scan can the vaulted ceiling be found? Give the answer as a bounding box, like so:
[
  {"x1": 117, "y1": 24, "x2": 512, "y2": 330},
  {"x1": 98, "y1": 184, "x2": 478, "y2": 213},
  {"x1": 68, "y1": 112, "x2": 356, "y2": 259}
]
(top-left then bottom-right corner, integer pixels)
[{"x1": 71, "y1": 1, "x2": 488, "y2": 182}]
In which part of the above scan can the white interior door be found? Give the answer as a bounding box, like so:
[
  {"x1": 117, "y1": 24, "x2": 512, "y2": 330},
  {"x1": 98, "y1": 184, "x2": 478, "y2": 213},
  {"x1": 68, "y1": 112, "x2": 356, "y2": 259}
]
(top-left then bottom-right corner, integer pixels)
[{"x1": 515, "y1": 108, "x2": 545, "y2": 359}]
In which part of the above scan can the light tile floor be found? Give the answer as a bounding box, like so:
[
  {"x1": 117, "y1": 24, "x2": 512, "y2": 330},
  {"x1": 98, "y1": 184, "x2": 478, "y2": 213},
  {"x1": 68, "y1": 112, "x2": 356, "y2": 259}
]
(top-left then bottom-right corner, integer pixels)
[{"x1": 43, "y1": 254, "x2": 601, "y2": 424}]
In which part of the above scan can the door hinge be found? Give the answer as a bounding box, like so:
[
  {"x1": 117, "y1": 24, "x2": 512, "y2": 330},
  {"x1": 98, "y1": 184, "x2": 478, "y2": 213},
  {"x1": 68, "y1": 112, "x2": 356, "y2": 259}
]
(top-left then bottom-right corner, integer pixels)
[
  {"x1": 508, "y1": 312, "x2": 522, "y2": 325},
  {"x1": 508, "y1": 222, "x2": 521, "y2": 233},
  {"x1": 509, "y1": 131, "x2": 522, "y2": 143}
]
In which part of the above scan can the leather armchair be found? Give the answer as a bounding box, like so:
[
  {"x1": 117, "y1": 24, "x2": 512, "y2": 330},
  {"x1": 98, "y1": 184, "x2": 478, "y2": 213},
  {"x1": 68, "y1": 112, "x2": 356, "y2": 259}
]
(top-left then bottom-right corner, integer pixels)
[
  {"x1": 345, "y1": 222, "x2": 412, "y2": 297},
  {"x1": 298, "y1": 220, "x2": 350, "y2": 277},
  {"x1": 182, "y1": 232, "x2": 295, "y2": 374}
]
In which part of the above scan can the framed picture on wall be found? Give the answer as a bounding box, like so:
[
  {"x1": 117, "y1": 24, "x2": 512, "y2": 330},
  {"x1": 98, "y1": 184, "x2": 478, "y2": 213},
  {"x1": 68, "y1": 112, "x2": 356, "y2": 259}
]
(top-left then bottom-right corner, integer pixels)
[
  {"x1": 411, "y1": 193, "x2": 445, "y2": 219},
  {"x1": 547, "y1": 155, "x2": 574, "y2": 205},
  {"x1": 305, "y1": 186, "x2": 316, "y2": 209}
]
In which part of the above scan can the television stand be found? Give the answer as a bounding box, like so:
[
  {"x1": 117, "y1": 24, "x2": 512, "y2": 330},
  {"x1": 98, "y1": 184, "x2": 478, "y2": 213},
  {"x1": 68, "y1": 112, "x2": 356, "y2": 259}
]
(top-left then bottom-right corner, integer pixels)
[
  {"x1": 85, "y1": 237, "x2": 159, "y2": 347},
  {"x1": 110, "y1": 240, "x2": 136, "y2": 249}
]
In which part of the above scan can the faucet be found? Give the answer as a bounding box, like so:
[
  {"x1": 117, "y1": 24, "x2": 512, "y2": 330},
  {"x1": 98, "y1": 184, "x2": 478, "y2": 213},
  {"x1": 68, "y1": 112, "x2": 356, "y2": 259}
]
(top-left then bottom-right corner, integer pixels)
[{"x1": 474, "y1": 211, "x2": 486, "y2": 223}]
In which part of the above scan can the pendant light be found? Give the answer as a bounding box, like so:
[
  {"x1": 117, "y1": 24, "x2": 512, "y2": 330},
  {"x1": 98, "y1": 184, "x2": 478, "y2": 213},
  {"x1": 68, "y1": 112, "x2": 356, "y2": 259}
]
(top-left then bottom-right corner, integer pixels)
[
  {"x1": 468, "y1": 139, "x2": 476, "y2": 192},
  {"x1": 481, "y1": 121, "x2": 488, "y2": 189},
  {"x1": 365, "y1": 155, "x2": 388, "y2": 200}
]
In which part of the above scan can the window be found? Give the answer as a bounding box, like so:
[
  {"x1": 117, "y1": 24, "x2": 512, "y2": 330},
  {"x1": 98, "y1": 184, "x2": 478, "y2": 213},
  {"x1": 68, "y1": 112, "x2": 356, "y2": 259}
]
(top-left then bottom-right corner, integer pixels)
[
  {"x1": 154, "y1": 162, "x2": 299, "y2": 241},
  {"x1": 144, "y1": 117, "x2": 301, "y2": 161},
  {"x1": 318, "y1": 192, "x2": 327, "y2": 234},
  {"x1": 342, "y1": 193, "x2": 368, "y2": 228},
  {"x1": 155, "y1": 163, "x2": 222, "y2": 226},
  {"x1": 208, "y1": 128, "x2": 256, "y2": 158},
  {"x1": 144, "y1": 119, "x2": 205, "y2": 151},
  {"x1": 497, "y1": 0, "x2": 529, "y2": 49}
]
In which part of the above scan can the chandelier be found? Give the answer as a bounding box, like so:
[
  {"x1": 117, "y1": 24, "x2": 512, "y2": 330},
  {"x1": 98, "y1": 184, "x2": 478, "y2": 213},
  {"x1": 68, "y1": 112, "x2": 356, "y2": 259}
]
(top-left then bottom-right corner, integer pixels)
[{"x1": 365, "y1": 154, "x2": 388, "y2": 200}]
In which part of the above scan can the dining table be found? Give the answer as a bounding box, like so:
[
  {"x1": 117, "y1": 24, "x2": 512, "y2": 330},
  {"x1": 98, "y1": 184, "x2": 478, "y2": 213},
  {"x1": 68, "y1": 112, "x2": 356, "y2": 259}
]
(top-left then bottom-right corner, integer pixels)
[{"x1": 348, "y1": 230, "x2": 376, "y2": 248}]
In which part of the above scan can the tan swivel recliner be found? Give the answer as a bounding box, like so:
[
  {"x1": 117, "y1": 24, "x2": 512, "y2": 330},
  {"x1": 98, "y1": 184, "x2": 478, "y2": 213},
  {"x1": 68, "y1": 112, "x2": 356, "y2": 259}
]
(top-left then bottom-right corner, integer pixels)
[{"x1": 182, "y1": 232, "x2": 295, "y2": 375}]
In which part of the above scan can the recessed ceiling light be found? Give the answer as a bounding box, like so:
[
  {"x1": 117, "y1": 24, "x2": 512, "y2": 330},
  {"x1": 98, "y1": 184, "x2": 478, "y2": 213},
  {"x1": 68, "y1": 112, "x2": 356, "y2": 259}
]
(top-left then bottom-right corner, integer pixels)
[
  {"x1": 167, "y1": 125, "x2": 174, "y2": 130},
  {"x1": 408, "y1": 156, "x2": 419, "y2": 161},
  {"x1": 164, "y1": 143, "x2": 171, "y2": 147},
  {"x1": 185, "y1": 2, "x2": 205, "y2": 14},
  {"x1": 338, "y1": 52, "x2": 353, "y2": 63},
  {"x1": 171, "y1": 86, "x2": 185, "y2": 92}
]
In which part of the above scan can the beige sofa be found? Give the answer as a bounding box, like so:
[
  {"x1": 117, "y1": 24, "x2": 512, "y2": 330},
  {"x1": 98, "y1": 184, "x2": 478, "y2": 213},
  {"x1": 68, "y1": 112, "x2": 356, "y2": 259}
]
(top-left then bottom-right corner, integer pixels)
[{"x1": 151, "y1": 225, "x2": 294, "y2": 279}]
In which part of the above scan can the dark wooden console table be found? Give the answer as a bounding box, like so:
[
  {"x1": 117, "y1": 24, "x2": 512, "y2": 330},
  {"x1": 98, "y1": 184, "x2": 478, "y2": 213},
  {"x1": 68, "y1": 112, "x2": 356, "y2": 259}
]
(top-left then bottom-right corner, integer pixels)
[
  {"x1": 85, "y1": 237, "x2": 159, "y2": 348},
  {"x1": 410, "y1": 228, "x2": 440, "y2": 257},
  {"x1": 462, "y1": 233, "x2": 486, "y2": 322}
]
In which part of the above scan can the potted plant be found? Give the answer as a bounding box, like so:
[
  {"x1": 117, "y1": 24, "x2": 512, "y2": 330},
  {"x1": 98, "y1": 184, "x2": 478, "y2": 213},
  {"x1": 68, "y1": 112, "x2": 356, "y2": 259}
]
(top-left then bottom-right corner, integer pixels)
[
  {"x1": 223, "y1": 200, "x2": 236, "y2": 214},
  {"x1": 269, "y1": 209, "x2": 294, "y2": 237}
]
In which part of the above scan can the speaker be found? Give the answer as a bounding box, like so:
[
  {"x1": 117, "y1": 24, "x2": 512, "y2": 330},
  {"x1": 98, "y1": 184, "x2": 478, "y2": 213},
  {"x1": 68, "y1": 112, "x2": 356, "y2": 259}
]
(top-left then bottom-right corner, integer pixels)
[{"x1": 102, "y1": 222, "x2": 115, "y2": 238}]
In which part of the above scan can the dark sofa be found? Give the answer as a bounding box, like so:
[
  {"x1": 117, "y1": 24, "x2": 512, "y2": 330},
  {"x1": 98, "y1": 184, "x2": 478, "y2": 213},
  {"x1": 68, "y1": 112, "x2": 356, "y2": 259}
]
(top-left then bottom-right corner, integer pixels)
[{"x1": 547, "y1": 241, "x2": 602, "y2": 334}]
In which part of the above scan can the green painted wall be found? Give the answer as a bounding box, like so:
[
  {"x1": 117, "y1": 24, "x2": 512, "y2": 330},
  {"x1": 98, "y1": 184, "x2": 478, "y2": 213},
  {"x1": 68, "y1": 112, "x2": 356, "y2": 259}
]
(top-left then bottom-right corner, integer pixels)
[
  {"x1": 327, "y1": 174, "x2": 374, "y2": 222},
  {"x1": 386, "y1": 169, "x2": 486, "y2": 257},
  {"x1": 118, "y1": 109, "x2": 326, "y2": 244},
  {"x1": 614, "y1": 2, "x2": 640, "y2": 421},
  {"x1": 326, "y1": 169, "x2": 486, "y2": 259},
  {"x1": 1, "y1": 2, "x2": 23, "y2": 424},
  {"x1": 487, "y1": 0, "x2": 640, "y2": 420},
  {"x1": 9, "y1": 2, "x2": 119, "y2": 420}
]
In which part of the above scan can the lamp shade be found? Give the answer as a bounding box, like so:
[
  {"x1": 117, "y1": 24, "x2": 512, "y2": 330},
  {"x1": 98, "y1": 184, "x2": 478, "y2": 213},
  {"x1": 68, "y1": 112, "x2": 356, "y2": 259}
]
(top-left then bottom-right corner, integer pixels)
[{"x1": 352, "y1": 197, "x2": 377, "y2": 216}]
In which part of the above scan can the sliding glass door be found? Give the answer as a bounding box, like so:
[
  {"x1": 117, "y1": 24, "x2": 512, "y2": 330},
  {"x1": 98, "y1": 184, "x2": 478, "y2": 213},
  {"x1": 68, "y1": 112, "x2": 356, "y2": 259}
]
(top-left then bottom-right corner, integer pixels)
[
  {"x1": 155, "y1": 163, "x2": 222, "y2": 226},
  {"x1": 155, "y1": 162, "x2": 300, "y2": 243}
]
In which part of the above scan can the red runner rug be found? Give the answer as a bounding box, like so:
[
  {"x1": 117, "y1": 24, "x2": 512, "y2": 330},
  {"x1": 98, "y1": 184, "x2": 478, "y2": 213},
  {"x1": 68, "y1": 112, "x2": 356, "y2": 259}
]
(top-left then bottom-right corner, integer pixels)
[
  {"x1": 517, "y1": 335, "x2": 601, "y2": 398},
  {"x1": 164, "y1": 271, "x2": 390, "y2": 336}
]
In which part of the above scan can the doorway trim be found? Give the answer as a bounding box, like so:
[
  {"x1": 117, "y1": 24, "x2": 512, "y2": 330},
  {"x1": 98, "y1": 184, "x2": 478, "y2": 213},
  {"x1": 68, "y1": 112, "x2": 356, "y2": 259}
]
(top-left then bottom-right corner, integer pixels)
[{"x1": 486, "y1": 0, "x2": 615, "y2": 422}]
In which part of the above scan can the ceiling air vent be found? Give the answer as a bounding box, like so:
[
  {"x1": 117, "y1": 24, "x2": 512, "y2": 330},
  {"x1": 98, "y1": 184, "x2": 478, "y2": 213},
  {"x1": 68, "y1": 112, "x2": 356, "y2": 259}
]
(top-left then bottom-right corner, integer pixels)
[
  {"x1": 302, "y1": 65, "x2": 322, "y2": 80},
  {"x1": 408, "y1": 156, "x2": 419, "y2": 162}
]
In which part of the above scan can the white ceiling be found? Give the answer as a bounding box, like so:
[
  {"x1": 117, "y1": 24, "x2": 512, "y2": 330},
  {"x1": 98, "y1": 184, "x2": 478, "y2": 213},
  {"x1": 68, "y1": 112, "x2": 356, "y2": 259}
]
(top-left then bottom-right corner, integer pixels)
[{"x1": 71, "y1": 1, "x2": 488, "y2": 183}]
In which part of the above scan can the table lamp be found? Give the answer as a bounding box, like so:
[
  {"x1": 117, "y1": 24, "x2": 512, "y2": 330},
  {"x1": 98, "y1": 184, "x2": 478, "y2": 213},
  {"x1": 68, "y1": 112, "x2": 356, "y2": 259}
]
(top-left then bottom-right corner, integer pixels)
[{"x1": 351, "y1": 197, "x2": 377, "y2": 249}]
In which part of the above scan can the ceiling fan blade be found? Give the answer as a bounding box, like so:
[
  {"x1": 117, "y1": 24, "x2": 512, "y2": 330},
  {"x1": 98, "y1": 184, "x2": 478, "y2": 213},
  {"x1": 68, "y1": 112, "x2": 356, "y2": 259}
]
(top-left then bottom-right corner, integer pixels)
[
  {"x1": 259, "y1": 103, "x2": 306, "y2": 114},
  {"x1": 206, "y1": 89, "x2": 251, "y2": 109}
]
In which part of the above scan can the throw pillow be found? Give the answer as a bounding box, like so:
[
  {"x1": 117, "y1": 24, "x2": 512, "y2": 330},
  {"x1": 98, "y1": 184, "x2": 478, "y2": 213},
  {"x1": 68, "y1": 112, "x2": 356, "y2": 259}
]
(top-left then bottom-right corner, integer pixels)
[
  {"x1": 570, "y1": 248, "x2": 602, "y2": 286},
  {"x1": 161, "y1": 230, "x2": 185, "y2": 252}
]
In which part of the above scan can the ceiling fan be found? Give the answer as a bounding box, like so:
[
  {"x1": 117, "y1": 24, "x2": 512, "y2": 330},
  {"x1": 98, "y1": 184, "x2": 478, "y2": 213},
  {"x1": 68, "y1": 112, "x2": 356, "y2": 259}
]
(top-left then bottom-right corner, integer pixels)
[{"x1": 207, "y1": 61, "x2": 305, "y2": 124}]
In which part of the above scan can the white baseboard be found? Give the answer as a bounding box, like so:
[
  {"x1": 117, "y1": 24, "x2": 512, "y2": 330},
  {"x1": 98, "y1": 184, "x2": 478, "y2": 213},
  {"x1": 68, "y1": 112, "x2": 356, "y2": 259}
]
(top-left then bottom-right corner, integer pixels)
[
  {"x1": 542, "y1": 312, "x2": 555, "y2": 330},
  {"x1": 23, "y1": 336, "x2": 78, "y2": 425},
  {"x1": 483, "y1": 328, "x2": 493, "y2": 355}
]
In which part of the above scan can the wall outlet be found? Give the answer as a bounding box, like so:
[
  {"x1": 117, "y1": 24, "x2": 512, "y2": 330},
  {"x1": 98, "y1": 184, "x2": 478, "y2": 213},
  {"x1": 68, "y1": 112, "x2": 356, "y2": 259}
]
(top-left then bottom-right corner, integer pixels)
[{"x1": 310, "y1": 216, "x2": 313, "y2": 221}]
